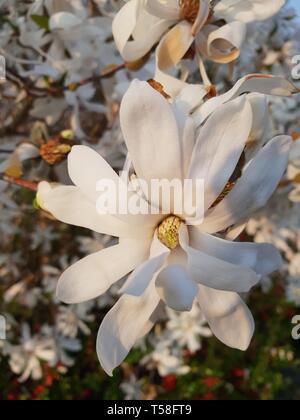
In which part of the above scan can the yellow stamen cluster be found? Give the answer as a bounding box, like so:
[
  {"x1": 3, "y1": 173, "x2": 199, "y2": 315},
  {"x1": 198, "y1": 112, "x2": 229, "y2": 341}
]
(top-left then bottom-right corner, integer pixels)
[
  {"x1": 179, "y1": 0, "x2": 200, "y2": 24},
  {"x1": 157, "y1": 216, "x2": 182, "y2": 250}
]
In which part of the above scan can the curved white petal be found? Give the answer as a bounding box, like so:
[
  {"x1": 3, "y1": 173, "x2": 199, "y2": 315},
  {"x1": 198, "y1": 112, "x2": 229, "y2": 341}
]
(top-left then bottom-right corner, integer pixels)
[
  {"x1": 121, "y1": 233, "x2": 170, "y2": 296},
  {"x1": 191, "y1": 0, "x2": 211, "y2": 36},
  {"x1": 154, "y1": 21, "x2": 196, "y2": 97},
  {"x1": 68, "y1": 145, "x2": 120, "y2": 202},
  {"x1": 68, "y1": 145, "x2": 159, "y2": 228},
  {"x1": 120, "y1": 80, "x2": 183, "y2": 183},
  {"x1": 155, "y1": 265, "x2": 198, "y2": 311},
  {"x1": 56, "y1": 238, "x2": 151, "y2": 304},
  {"x1": 97, "y1": 282, "x2": 160, "y2": 376},
  {"x1": 171, "y1": 104, "x2": 196, "y2": 177},
  {"x1": 201, "y1": 135, "x2": 292, "y2": 234},
  {"x1": 197, "y1": 21, "x2": 246, "y2": 64},
  {"x1": 215, "y1": 0, "x2": 285, "y2": 23},
  {"x1": 187, "y1": 96, "x2": 253, "y2": 210},
  {"x1": 37, "y1": 182, "x2": 145, "y2": 239},
  {"x1": 174, "y1": 84, "x2": 209, "y2": 115},
  {"x1": 197, "y1": 285, "x2": 254, "y2": 350},
  {"x1": 112, "y1": 0, "x2": 172, "y2": 62},
  {"x1": 245, "y1": 93, "x2": 271, "y2": 160},
  {"x1": 189, "y1": 229, "x2": 283, "y2": 276},
  {"x1": 179, "y1": 227, "x2": 259, "y2": 293},
  {"x1": 186, "y1": 246, "x2": 260, "y2": 293},
  {"x1": 194, "y1": 74, "x2": 298, "y2": 126},
  {"x1": 145, "y1": 0, "x2": 180, "y2": 20}
]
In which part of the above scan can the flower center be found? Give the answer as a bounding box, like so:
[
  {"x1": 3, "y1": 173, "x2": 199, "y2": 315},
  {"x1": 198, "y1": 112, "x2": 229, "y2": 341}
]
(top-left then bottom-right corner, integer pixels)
[
  {"x1": 179, "y1": 0, "x2": 200, "y2": 24},
  {"x1": 157, "y1": 215, "x2": 182, "y2": 250}
]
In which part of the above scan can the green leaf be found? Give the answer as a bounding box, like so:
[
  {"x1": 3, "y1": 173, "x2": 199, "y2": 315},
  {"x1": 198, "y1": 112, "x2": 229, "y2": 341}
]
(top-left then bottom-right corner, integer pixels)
[{"x1": 31, "y1": 14, "x2": 49, "y2": 30}]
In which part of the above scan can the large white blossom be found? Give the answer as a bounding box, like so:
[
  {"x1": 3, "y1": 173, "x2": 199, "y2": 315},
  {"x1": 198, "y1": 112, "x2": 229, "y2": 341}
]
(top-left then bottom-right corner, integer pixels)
[
  {"x1": 37, "y1": 79, "x2": 291, "y2": 375},
  {"x1": 113, "y1": 0, "x2": 285, "y2": 94}
]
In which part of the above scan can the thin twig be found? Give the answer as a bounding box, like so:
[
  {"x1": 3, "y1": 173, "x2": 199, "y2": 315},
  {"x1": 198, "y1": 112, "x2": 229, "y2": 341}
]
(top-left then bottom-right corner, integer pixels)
[
  {"x1": 6, "y1": 63, "x2": 126, "y2": 98},
  {"x1": 0, "y1": 174, "x2": 38, "y2": 191},
  {"x1": 0, "y1": 149, "x2": 14, "y2": 154}
]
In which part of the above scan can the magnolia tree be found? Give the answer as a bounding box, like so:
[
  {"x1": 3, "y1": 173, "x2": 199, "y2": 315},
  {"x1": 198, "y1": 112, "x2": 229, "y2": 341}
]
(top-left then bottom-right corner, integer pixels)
[{"x1": 0, "y1": 0, "x2": 300, "y2": 400}]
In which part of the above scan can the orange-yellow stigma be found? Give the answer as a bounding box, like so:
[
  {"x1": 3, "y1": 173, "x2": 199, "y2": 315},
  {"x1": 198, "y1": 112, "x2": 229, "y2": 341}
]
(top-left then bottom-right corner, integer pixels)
[{"x1": 157, "y1": 216, "x2": 182, "y2": 250}]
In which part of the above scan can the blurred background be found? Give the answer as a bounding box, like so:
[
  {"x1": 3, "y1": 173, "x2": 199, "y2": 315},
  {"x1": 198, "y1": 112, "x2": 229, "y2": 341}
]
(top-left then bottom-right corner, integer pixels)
[{"x1": 0, "y1": 0, "x2": 300, "y2": 401}]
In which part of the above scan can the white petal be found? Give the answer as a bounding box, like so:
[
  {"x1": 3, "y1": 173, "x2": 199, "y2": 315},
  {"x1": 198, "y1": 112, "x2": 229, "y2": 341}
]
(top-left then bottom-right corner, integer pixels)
[
  {"x1": 120, "y1": 80, "x2": 183, "y2": 183},
  {"x1": 188, "y1": 96, "x2": 253, "y2": 210},
  {"x1": 68, "y1": 145, "x2": 120, "y2": 202},
  {"x1": 56, "y1": 239, "x2": 151, "y2": 304},
  {"x1": 186, "y1": 246, "x2": 259, "y2": 293},
  {"x1": 145, "y1": 0, "x2": 180, "y2": 20},
  {"x1": 49, "y1": 12, "x2": 82, "y2": 30},
  {"x1": 245, "y1": 93, "x2": 271, "y2": 160},
  {"x1": 215, "y1": 0, "x2": 285, "y2": 23},
  {"x1": 121, "y1": 233, "x2": 170, "y2": 296},
  {"x1": 112, "y1": 0, "x2": 172, "y2": 62},
  {"x1": 197, "y1": 285, "x2": 254, "y2": 350},
  {"x1": 194, "y1": 74, "x2": 298, "y2": 126},
  {"x1": 68, "y1": 145, "x2": 159, "y2": 228},
  {"x1": 174, "y1": 84, "x2": 209, "y2": 115},
  {"x1": 189, "y1": 229, "x2": 283, "y2": 276},
  {"x1": 171, "y1": 104, "x2": 196, "y2": 177},
  {"x1": 37, "y1": 183, "x2": 145, "y2": 239},
  {"x1": 201, "y1": 135, "x2": 292, "y2": 234},
  {"x1": 191, "y1": 0, "x2": 211, "y2": 36},
  {"x1": 197, "y1": 21, "x2": 246, "y2": 64},
  {"x1": 97, "y1": 282, "x2": 160, "y2": 376},
  {"x1": 156, "y1": 265, "x2": 198, "y2": 311},
  {"x1": 179, "y1": 227, "x2": 260, "y2": 293},
  {"x1": 154, "y1": 21, "x2": 195, "y2": 97}
]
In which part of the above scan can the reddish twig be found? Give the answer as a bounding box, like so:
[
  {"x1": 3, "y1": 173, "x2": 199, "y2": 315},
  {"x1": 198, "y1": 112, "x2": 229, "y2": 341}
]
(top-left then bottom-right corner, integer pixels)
[{"x1": 0, "y1": 174, "x2": 38, "y2": 191}]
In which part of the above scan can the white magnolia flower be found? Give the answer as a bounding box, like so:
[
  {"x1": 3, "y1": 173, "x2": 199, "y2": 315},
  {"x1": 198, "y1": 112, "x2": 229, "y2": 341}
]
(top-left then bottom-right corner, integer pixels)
[
  {"x1": 166, "y1": 304, "x2": 212, "y2": 353},
  {"x1": 56, "y1": 303, "x2": 94, "y2": 338},
  {"x1": 5, "y1": 324, "x2": 56, "y2": 383},
  {"x1": 142, "y1": 341, "x2": 190, "y2": 377},
  {"x1": 113, "y1": 0, "x2": 285, "y2": 94},
  {"x1": 38, "y1": 80, "x2": 291, "y2": 376},
  {"x1": 120, "y1": 374, "x2": 143, "y2": 400}
]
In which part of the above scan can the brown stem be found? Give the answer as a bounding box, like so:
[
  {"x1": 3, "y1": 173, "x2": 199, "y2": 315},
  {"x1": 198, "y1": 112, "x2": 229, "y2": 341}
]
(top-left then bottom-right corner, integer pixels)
[
  {"x1": 0, "y1": 174, "x2": 38, "y2": 191},
  {"x1": 0, "y1": 149, "x2": 14, "y2": 154},
  {"x1": 6, "y1": 63, "x2": 126, "y2": 97}
]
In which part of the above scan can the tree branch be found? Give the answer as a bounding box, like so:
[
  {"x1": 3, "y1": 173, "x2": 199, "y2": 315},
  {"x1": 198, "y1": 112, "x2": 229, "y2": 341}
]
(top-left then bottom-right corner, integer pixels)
[{"x1": 0, "y1": 174, "x2": 38, "y2": 191}]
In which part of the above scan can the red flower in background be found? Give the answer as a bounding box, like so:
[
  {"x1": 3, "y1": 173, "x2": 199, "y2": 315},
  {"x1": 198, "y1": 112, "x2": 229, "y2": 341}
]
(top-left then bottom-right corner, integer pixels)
[
  {"x1": 202, "y1": 377, "x2": 220, "y2": 388},
  {"x1": 32, "y1": 385, "x2": 46, "y2": 399},
  {"x1": 231, "y1": 368, "x2": 245, "y2": 379},
  {"x1": 162, "y1": 374, "x2": 177, "y2": 392}
]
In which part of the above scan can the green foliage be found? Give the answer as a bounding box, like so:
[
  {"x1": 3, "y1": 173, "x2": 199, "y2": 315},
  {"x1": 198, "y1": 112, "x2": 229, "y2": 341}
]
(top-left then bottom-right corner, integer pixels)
[
  {"x1": 30, "y1": 15, "x2": 49, "y2": 31},
  {"x1": 1, "y1": 280, "x2": 300, "y2": 400}
]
